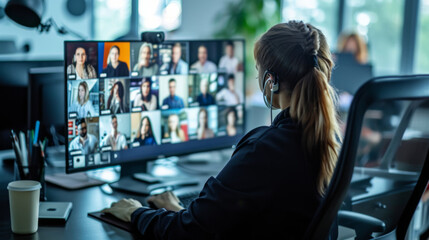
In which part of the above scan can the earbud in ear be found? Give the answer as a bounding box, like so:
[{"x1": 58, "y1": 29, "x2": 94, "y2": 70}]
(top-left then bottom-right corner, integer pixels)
[{"x1": 271, "y1": 79, "x2": 279, "y2": 93}]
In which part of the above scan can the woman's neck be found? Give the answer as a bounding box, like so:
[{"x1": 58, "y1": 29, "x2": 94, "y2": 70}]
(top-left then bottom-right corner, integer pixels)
[
  {"x1": 111, "y1": 61, "x2": 119, "y2": 68},
  {"x1": 278, "y1": 91, "x2": 291, "y2": 110}
]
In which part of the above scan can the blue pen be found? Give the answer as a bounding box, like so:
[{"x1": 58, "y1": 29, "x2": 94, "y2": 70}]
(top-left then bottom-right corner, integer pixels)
[{"x1": 34, "y1": 120, "x2": 40, "y2": 145}]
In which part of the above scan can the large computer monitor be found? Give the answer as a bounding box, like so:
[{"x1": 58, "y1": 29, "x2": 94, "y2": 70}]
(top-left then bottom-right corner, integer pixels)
[{"x1": 64, "y1": 40, "x2": 245, "y2": 174}]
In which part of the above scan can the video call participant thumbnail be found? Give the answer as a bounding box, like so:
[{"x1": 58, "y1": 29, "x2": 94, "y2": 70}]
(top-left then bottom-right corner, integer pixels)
[
  {"x1": 133, "y1": 116, "x2": 157, "y2": 146},
  {"x1": 132, "y1": 78, "x2": 159, "y2": 111},
  {"x1": 216, "y1": 74, "x2": 243, "y2": 106},
  {"x1": 101, "y1": 44, "x2": 130, "y2": 78},
  {"x1": 100, "y1": 79, "x2": 130, "y2": 115},
  {"x1": 69, "y1": 118, "x2": 99, "y2": 155},
  {"x1": 160, "y1": 77, "x2": 187, "y2": 110},
  {"x1": 196, "y1": 107, "x2": 215, "y2": 140},
  {"x1": 218, "y1": 41, "x2": 242, "y2": 74},
  {"x1": 161, "y1": 111, "x2": 187, "y2": 144},
  {"x1": 197, "y1": 77, "x2": 216, "y2": 106},
  {"x1": 100, "y1": 115, "x2": 129, "y2": 151},
  {"x1": 188, "y1": 74, "x2": 217, "y2": 107},
  {"x1": 132, "y1": 43, "x2": 159, "y2": 77},
  {"x1": 218, "y1": 106, "x2": 243, "y2": 137},
  {"x1": 166, "y1": 43, "x2": 189, "y2": 75},
  {"x1": 130, "y1": 112, "x2": 161, "y2": 147},
  {"x1": 67, "y1": 44, "x2": 97, "y2": 79},
  {"x1": 68, "y1": 80, "x2": 99, "y2": 118},
  {"x1": 190, "y1": 45, "x2": 217, "y2": 73}
]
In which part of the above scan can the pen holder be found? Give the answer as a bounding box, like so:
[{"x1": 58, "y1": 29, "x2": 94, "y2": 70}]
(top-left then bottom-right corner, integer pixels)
[{"x1": 13, "y1": 146, "x2": 47, "y2": 201}]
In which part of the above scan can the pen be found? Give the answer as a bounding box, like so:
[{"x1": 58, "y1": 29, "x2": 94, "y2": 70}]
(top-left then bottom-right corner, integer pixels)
[
  {"x1": 19, "y1": 131, "x2": 28, "y2": 174},
  {"x1": 10, "y1": 132, "x2": 25, "y2": 178},
  {"x1": 34, "y1": 121, "x2": 40, "y2": 145}
]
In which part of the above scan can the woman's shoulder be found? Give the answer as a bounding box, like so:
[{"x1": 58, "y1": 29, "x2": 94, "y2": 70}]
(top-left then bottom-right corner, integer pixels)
[
  {"x1": 87, "y1": 64, "x2": 96, "y2": 71},
  {"x1": 67, "y1": 64, "x2": 75, "y2": 73}
]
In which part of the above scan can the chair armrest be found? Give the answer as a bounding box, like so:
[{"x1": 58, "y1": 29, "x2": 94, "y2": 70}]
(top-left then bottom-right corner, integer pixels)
[{"x1": 338, "y1": 210, "x2": 386, "y2": 239}]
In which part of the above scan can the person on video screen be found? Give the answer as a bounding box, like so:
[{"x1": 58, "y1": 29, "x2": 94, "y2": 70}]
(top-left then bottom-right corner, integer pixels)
[
  {"x1": 101, "y1": 115, "x2": 128, "y2": 151},
  {"x1": 134, "y1": 116, "x2": 157, "y2": 146},
  {"x1": 67, "y1": 46, "x2": 97, "y2": 79},
  {"x1": 196, "y1": 78, "x2": 215, "y2": 106},
  {"x1": 197, "y1": 108, "x2": 214, "y2": 140},
  {"x1": 133, "y1": 43, "x2": 159, "y2": 77},
  {"x1": 133, "y1": 78, "x2": 158, "y2": 111},
  {"x1": 102, "y1": 45, "x2": 130, "y2": 77},
  {"x1": 190, "y1": 45, "x2": 217, "y2": 73},
  {"x1": 218, "y1": 41, "x2": 239, "y2": 74},
  {"x1": 216, "y1": 74, "x2": 242, "y2": 106},
  {"x1": 107, "y1": 81, "x2": 128, "y2": 114},
  {"x1": 70, "y1": 81, "x2": 97, "y2": 118},
  {"x1": 69, "y1": 118, "x2": 98, "y2": 154},
  {"x1": 225, "y1": 107, "x2": 238, "y2": 136},
  {"x1": 168, "y1": 43, "x2": 189, "y2": 74},
  {"x1": 164, "y1": 114, "x2": 186, "y2": 143},
  {"x1": 162, "y1": 78, "x2": 184, "y2": 109}
]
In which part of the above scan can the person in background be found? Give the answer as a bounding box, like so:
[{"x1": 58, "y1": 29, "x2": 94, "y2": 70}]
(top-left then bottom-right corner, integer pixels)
[
  {"x1": 163, "y1": 114, "x2": 185, "y2": 143},
  {"x1": 133, "y1": 43, "x2": 159, "y2": 77},
  {"x1": 196, "y1": 78, "x2": 215, "y2": 106},
  {"x1": 102, "y1": 45, "x2": 130, "y2": 77},
  {"x1": 218, "y1": 41, "x2": 239, "y2": 74},
  {"x1": 101, "y1": 115, "x2": 128, "y2": 151},
  {"x1": 216, "y1": 74, "x2": 242, "y2": 106},
  {"x1": 190, "y1": 45, "x2": 217, "y2": 73},
  {"x1": 102, "y1": 21, "x2": 341, "y2": 239},
  {"x1": 67, "y1": 46, "x2": 97, "y2": 79},
  {"x1": 197, "y1": 108, "x2": 214, "y2": 140},
  {"x1": 69, "y1": 81, "x2": 96, "y2": 118},
  {"x1": 133, "y1": 78, "x2": 158, "y2": 111},
  {"x1": 69, "y1": 118, "x2": 98, "y2": 154},
  {"x1": 225, "y1": 107, "x2": 238, "y2": 136},
  {"x1": 107, "y1": 81, "x2": 128, "y2": 114},
  {"x1": 162, "y1": 78, "x2": 185, "y2": 109},
  {"x1": 133, "y1": 116, "x2": 157, "y2": 146},
  {"x1": 337, "y1": 32, "x2": 368, "y2": 64},
  {"x1": 168, "y1": 43, "x2": 189, "y2": 74}
]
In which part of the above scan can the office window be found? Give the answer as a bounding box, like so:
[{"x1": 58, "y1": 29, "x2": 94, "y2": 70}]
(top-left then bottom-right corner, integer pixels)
[
  {"x1": 94, "y1": 0, "x2": 132, "y2": 40},
  {"x1": 343, "y1": 0, "x2": 405, "y2": 75},
  {"x1": 138, "y1": 0, "x2": 182, "y2": 32},
  {"x1": 282, "y1": 0, "x2": 339, "y2": 49},
  {"x1": 416, "y1": 0, "x2": 429, "y2": 74}
]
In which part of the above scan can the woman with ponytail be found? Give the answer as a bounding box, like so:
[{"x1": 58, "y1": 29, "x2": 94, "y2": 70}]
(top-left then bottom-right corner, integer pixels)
[{"x1": 103, "y1": 21, "x2": 341, "y2": 239}]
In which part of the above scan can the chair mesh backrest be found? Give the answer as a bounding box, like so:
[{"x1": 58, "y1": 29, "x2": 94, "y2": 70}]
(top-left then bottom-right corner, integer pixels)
[{"x1": 304, "y1": 75, "x2": 429, "y2": 239}]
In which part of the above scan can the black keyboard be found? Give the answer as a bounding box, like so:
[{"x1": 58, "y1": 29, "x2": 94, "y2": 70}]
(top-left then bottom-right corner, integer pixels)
[{"x1": 178, "y1": 190, "x2": 200, "y2": 208}]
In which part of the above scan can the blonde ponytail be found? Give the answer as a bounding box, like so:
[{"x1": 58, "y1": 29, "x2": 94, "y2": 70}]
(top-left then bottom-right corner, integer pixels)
[{"x1": 289, "y1": 67, "x2": 341, "y2": 195}]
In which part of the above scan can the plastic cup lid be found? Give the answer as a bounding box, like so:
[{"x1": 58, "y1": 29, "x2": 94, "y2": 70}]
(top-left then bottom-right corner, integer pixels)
[{"x1": 7, "y1": 180, "x2": 41, "y2": 192}]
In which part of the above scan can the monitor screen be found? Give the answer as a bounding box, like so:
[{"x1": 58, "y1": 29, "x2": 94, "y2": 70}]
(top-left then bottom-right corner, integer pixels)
[
  {"x1": 28, "y1": 66, "x2": 65, "y2": 145},
  {"x1": 64, "y1": 40, "x2": 245, "y2": 173}
]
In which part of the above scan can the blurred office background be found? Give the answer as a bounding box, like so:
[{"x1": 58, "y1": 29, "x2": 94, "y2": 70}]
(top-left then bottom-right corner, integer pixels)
[{"x1": 0, "y1": 0, "x2": 429, "y2": 150}]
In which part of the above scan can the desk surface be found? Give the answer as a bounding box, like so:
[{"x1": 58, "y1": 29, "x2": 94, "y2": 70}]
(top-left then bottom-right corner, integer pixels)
[{"x1": 0, "y1": 149, "x2": 229, "y2": 240}]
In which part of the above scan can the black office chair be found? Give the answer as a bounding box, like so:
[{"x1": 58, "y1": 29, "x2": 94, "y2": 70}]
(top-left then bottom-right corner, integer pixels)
[{"x1": 304, "y1": 75, "x2": 429, "y2": 240}]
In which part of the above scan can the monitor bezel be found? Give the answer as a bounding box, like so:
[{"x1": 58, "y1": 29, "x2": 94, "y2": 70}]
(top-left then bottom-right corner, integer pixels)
[{"x1": 64, "y1": 39, "x2": 246, "y2": 174}]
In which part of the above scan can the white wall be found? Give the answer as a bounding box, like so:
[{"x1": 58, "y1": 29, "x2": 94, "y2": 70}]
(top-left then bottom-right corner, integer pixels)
[{"x1": 0, "y1": 0, "x2": 91, "y2": 60}]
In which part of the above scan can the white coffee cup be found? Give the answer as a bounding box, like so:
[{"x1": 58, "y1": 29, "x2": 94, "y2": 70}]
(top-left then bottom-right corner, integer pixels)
[{"x1": 8, "y1": 180, "x2": 41, "y2": 234}]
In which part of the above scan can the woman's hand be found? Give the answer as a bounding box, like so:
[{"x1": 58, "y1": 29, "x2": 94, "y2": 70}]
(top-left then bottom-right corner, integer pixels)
[
  {"x1": 101, "y1": 198, "x2": 143, "y2": 222},
  {"x1": 147, "y1": 191, "x2": 184, "y2": 212}
]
